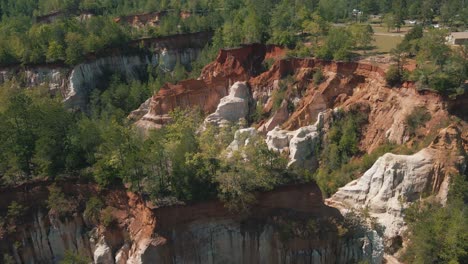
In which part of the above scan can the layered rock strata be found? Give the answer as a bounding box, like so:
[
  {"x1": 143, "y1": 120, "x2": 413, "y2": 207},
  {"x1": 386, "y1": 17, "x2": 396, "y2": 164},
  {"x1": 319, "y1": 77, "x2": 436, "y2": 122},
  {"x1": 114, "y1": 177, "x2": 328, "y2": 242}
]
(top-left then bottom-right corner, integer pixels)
[{"x1": 0, "y1": 181, "x2": 384, "y2": 264}]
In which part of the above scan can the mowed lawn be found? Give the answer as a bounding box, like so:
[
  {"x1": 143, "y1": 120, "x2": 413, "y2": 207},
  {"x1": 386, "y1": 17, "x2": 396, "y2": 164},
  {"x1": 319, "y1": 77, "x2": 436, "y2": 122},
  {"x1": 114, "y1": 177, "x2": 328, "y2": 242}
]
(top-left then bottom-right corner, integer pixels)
[
  {"x1": 370, "y1": 25, "x2": 408, "y2": 53},
  {"x1": 372, "y1": 34, "x2": 403, "y2": 53}
]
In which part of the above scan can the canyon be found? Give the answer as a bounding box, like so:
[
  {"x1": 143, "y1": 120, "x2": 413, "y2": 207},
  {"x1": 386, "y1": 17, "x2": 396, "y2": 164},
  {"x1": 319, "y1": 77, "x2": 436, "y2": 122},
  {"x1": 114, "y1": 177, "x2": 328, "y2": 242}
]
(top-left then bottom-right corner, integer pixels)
[
  {"x1": 0, "y1": 181, "x2": 383, "y2": 264},
  {"x1": 1, "y1": 42, "x2": 466, "y2": 263},
  {"x1": 0, "y1": 31, "x2": 212, "y2": 110}
]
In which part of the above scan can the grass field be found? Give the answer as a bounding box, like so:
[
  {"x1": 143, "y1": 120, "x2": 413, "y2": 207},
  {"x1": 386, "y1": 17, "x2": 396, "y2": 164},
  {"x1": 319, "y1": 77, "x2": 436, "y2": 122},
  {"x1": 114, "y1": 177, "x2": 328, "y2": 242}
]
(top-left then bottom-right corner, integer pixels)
[
  {"x1": 372, "y1": 34, "x2": 403, "y2": 53},
  {"x1": 372, "y1": 25, "x2": 414, "y2": 34}
]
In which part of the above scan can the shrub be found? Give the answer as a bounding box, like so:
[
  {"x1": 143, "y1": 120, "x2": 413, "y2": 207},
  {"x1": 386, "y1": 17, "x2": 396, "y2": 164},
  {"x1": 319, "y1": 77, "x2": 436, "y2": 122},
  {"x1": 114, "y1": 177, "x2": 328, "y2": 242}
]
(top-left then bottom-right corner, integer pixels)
[
  {"x1": 262, "y1": 58, "x2": 275, "y2": 71},
  {"x1": 251, "y1": 103, "x2": 267, "y2": 123},
  {"x1": 101, "y1": 207, "x2": 116, "y2": 227},
  {"x1": 84, "y1": 197, "x2": 104, "y2": 224},
  {"x1": 315, "y1": 110, "x2": 369, "y2": 196},
  {"x1": 47, "y1": 185, "x2": 75, "y2": 218},
  {"x1": 386, "y1": 65, "x2": 403, "y2": 87},
  {"x1": 7, "y1": 201, "x2": 26, "y2": 220},
  {"x1": 271, "y1": 87, "x2": 286, "y2": 112},
  {"x1": 2, "y1": 254, "x2": 15, "y2": 264},
  {"x1": 402, "y1": 175, "x2": 468, "y2": 263},
  {"x1": 405, "y1": 107, "x2": 431, "y2": 136},
  {"x1": 313, "y1": 69, "x2": 325, "y2": 85},
  {"x1": 60, "y1": 250, "x2": 90, "y2": 264}
]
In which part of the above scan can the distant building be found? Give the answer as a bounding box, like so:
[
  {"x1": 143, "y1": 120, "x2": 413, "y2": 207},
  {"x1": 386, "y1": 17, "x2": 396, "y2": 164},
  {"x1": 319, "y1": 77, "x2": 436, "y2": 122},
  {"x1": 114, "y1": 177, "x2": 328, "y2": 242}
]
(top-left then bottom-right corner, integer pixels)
[{"x1": 447, "y1": 32, "x2": 468, "y2": 45}]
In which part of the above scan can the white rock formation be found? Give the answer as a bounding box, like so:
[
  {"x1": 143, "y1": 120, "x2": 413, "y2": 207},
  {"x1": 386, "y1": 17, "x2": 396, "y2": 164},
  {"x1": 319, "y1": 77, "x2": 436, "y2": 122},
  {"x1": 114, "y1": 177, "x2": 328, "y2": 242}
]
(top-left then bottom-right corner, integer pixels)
[
  {"x1": 363, "y1": 230, "x2": 385, "y2": 264},
  {"x1": 327, "y1": 126, "x2": 465, "y2": 242},
  {"x1": 226, "y1": 128, "x2": 257, "y2": 154},
  {"x1": 115, "y1": 243, "x2": 130, "y2": 264},
  {"x1": 330, "y1": 150, "x2": 434, "y2": 239},
  {"x1": 266, "y1": 112, "x2": 323, "y2": 169},
  {"x1": 0, "y1": 49, "x2": 200, "y2": 110},
  {"x1": 205, "y1": 82, "x2": 250, "y2": 126},
  {"x1": 94, "y1": 238, "x2": 114, "y2": 264}
]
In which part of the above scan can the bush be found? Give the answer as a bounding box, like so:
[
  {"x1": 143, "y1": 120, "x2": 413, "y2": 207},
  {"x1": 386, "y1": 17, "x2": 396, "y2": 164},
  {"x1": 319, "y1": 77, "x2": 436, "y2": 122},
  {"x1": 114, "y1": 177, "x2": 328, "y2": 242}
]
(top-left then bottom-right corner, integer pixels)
[
  {"x1": 271, "y1": 89, "x2": 286, "y2": 112},
  {"x1": 405, "y1": 107, "x2": 431, "y2": 136},
  {"x1": 2, "y1": 254, "x2": 15, "y2": 264},
  {"x1": 84, "y1": 197, "x2": 104, "y2": 224},
  {"x1": 315, "y1": 110, "x2": 368, "y2": 196},
  {"x1": 101, "y1": 207, "x2": 116, "y2": 227},
  {"x1": 313, "y1": 69, "x2": 325, "y2": 85},
  {"x1": 60, "y1": 250, "x2": 90, "y2": 264},
  {"x1": 385, "y1": 65, "x2": 403, "y2": 87},
  {"x1": 262, "y1": 58, "x2": 275, "y2": 71},
  {"x1": 251, "y1": 103, "x2": 267, "y2": 123},
  {"x1": 403, "y1": 175, "x2": 468, "y2": 263},
  {"x1": 47, "y1": 185, "x2": 75, "y2": 218}
]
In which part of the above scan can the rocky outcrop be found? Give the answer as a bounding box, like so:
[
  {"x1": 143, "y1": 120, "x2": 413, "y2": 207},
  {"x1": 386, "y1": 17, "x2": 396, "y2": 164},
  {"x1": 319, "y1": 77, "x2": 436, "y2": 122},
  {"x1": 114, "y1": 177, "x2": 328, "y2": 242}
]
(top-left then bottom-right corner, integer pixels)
[
  {"x1": 226, "y1": 128, "x2": 258, "y2": 153},
  {"x1": 93, "y1": 238, "x2": 113, "y2": 264},
  {"x1": 0, "y1": 32, "x2": 212, "y2": 110},
  {"x1": 0, "y1": 181, "x2": 383, "y2": 264},
  {"x1": 11, "y1": 211, "x2": 93, "y2": 263},
  {"x1": 258, "y1": 100, "x2": 290, "y2": 133},
  {"x1": 204, "y1": 81, "x2": 251, "y2": 126},
  {"x1": 134, "y1": 44, "x2": 285, "y2": 130},
  {"x1": 266, "y1": 113, "x2": 323, "y2": 170},
  {"x1": 327, "y1": 125, "x2": 466, "y2": 245},
  {"x1": 0, "y1": 181, "x2": 155, "y2": 264},
  {"x1": 137, "y1": 184, "x2": 384, "y2": 264},
  {"x1": 134, "y1": 44, "x2": 447, "y2": 155},
  {"x1": 114, "y1": 10, "x2": 196, "y2": 28}
]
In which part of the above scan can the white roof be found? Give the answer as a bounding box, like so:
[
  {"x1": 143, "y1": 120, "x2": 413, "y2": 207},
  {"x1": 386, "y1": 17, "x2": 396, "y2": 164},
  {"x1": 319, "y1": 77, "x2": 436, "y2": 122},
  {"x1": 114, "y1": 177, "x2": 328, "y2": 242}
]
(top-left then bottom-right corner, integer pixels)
[{"x1": 450, "y1": 32, "x2": 468, "y2": 39}]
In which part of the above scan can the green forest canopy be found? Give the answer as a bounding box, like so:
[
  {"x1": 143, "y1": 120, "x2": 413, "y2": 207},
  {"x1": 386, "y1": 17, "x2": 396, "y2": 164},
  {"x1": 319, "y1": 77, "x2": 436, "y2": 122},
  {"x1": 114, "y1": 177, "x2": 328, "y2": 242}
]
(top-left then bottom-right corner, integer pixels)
[{"x1": 0, "y1": 0, "x2": 467, "y2": 66}]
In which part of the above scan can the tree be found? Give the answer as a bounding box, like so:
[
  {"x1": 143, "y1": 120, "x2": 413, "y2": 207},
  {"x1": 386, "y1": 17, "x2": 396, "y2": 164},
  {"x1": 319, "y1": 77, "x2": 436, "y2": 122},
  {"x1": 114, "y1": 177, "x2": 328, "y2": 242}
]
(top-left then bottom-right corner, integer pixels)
[
  {"x1": 420, "y1": 0, "x2": 435, "y2": 26},
  {"x1": 242, "y1": 4, "x2": 264, "y2": 43},
  {"x1": 316, "y1": 27, "x2": 354, "y2": 61},
  {"x1": 46, "y1": 40, "x2": 65, "y2": 62},
  {"x1": 403, "y1": 175, "x2": 468, "y2": 263},
  {"x1": 1, "y1": 93, "x2": 37, "y2": 179},
  {"x1": 269, "y1": 0, "x2": 299, "y2": 47},
  {"x1": 417, "y1": 29, "x2": 451, "y2": 70},
  {"x1": 222, "y1": 21, "x2": 242, "y2": 48},
  {"x1": 383, "y1": 13, "x2": 395, "y2": 32},
  {"x1": 398, "y1": 25, "x2": 423, "y2": 56},
  {"x1": 391, "y1": 0, "x2": 405, "y2": 32},
  {"x1": 47, "y1": 185, "x2": 76, "y2": 218},
  {"x1": 349, "y1": 24, "x2": 374, "y2": 50},
  {"x1": 84, "y1": 197, "x2": 104, "y2": 224},
  {"x1": 302, "y1": 12, "x2": 329, "y2": 44},
  {"x1": 215, "y1": 134, "x2": 287, "y2": 212},
  {"x1": 65, "y1": 32, "x2": 84, "y2": 65},
  {"x1": 386, "y1": 46, "x2": 407, "y2": 86}
]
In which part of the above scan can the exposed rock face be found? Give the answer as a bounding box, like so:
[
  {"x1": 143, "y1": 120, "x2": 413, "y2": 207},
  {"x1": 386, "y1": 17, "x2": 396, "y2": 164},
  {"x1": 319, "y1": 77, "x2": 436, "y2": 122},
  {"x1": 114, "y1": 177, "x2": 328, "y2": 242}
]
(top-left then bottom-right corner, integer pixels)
[
  {"x1": 12, "y1": 211, "x2": 93, "y2": 263},
  {"x1": 0, "y1": 32, "x2": 211, "y2": 110},
  {"x1": 135, "y1": 44, "x2": 285, "y2": 129},
  {"x1": 226, "y1": 128, "x2": 258, "y2": 153},
  {"x1": 134, "y1": 44, "x2": 450, "y2": 156},
  {"x1": 327, "y1": 126, "x2": 466, "y2": 244},
  {"x1": 139, "y1": 184, "x2": 384, "y2": 264},
  {"x1": 0, "y1": 182, "x2": 155, "y2": 264},
  {"x1": 205, "y1": 81, "x2": 251, "y2": 125},
  {"x1": 94, "y1": 238, "x2": 114, "y2": 264},
  {"x1": 266, "y1": 113, "x2": 323, "y2": 169},
  {"x1": 115, "y1": 244, "x2": 130, "y2": 264},
  {"x1": 257, "y1": 100, "x2": 290, "y2": 133},
  {"x1": 1, "y1": 181, "x2": 383, "y2": 264}
]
